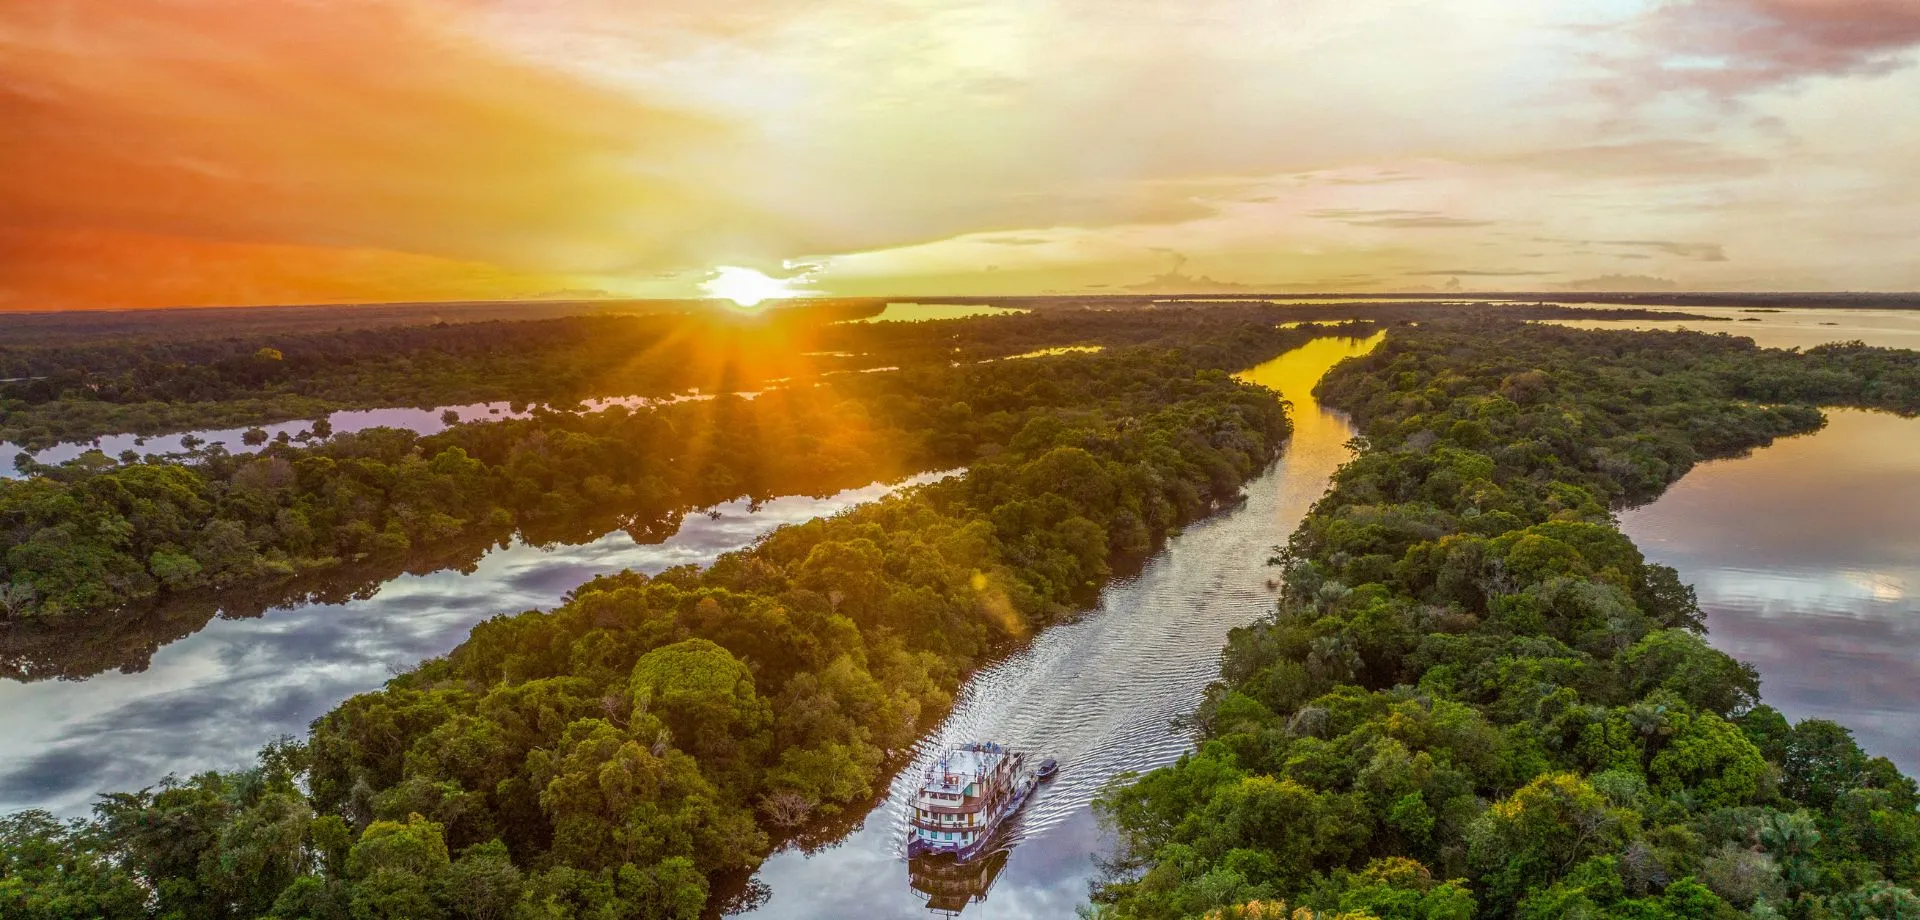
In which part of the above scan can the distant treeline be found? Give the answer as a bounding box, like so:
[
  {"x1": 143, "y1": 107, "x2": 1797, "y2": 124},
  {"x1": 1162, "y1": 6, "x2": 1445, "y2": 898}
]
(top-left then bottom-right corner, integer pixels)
[
  {"x1": 2, "y1": 300, "x2": 1700, "y2": 448},
  {"x1": 0, "y1": 307, "x2": 879, "y2": 448},
  {"x1": 0, "y1": 328, "x2": 1323, "y2": 919},
  {"x1": 0, "y1": 301, "x2": 1237, "y2": 446},
  {"x1": 1089, "y1": 322, "x2": 1920, "y2": 920}
]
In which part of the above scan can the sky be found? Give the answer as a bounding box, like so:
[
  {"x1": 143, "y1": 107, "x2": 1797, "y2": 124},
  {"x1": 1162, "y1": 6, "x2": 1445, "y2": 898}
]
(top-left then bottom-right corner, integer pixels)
[{"x1": 4, "y1": 0, "x2": 1919, "y2": 310}]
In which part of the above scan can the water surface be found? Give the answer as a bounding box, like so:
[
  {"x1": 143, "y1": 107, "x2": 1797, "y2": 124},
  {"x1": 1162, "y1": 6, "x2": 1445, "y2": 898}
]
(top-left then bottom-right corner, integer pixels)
[
  {"x1": 727, "y1": 334, "x2": 1383, "y2": 919},
  {"x1": 0, "y1": 473, "x2": 948, "y2": 817},
  {"x1": 1619, "y1": 409, "x2": 1920, "y2": 773},
  {"x1": 1003, "y1": 346, "x2": 1104, "y2": 360},
  {"x1": 849, "y1": 303, "x2": 1028, "y2": 324},
  {"x1": 1541, "y1": 305, "x2": 1920, "y2": 351}
]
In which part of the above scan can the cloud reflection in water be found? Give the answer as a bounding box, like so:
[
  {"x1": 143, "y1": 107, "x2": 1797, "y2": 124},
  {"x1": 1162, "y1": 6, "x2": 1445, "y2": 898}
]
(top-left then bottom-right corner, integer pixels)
[
  {"x1": 0, "y1": 474, "x2": 948, "y2": 816},
  {"x1": 1620, "y1": 409, "x2": 1920, "y2": 773}
]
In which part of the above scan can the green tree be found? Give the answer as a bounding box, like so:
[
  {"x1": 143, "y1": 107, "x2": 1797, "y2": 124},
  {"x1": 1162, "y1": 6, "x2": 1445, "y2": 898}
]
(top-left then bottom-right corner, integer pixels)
[
  {"x1": 630, "y1": 639, "x2": 770, "y2": 763},
  {"x1": 0, "y1": 811, "x2": 147, "y2": 920},
  {"x1": 346, "y1": 814, "x2": 452, "y2": 920},
  {"x1": 1782, "y1": 719, "x2": 1870, "y2": 810},
  {"x1": 440, "y1": 840, "x2": 522, "y2": 920},
  {"x1": 1469, "y1": 773, "x2": 1624, "y2": 910}
]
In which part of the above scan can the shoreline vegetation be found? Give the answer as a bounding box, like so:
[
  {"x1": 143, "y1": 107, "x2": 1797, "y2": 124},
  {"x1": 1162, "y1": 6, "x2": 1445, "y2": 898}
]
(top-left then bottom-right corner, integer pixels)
[
  {"x1": 2, "y1": 302, "x2": 1695, "y2": 450},
  {"x1": 0, "y1": 320, "x2": 1363, "y2": 920},
  {"x1": 1089, "y1": 322, "x2": 1920, "y2": 920}
]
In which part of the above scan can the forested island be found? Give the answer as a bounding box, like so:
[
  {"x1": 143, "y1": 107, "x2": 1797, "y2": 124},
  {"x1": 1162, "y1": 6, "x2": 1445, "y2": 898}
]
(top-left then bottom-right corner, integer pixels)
[
  {"x1": 3, "y1": 308, "x2": 1919, "y2": 920},
  {"x1": 1090, "y1": 323, "x2": 1920, "y2": 919}
]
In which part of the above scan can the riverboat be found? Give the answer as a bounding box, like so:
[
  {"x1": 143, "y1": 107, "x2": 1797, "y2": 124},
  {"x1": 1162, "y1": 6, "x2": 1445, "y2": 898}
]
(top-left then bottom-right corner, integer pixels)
[{"x1": 906, "y1": 742, "x2": 1052, "y2": 860}]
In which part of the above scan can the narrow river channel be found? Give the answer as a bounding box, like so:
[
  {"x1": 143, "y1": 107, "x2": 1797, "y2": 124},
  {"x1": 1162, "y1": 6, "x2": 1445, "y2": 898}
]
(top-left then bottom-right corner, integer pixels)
[{"x1": 724, "y1": 333, "x2": 1383, "y2": 919}]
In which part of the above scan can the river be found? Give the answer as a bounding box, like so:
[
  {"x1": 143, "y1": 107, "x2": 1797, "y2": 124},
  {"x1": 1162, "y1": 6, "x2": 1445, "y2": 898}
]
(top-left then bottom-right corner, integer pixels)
[
  {"x1": 1619, "y1": 408, "x2": 1920, "y2": 774},
  {"x1": 0, "y1": 472, "x2": 950, "y2": 817},
  {"x1": 721, "y1": 333, "x2": 1383, "y2": 919}
]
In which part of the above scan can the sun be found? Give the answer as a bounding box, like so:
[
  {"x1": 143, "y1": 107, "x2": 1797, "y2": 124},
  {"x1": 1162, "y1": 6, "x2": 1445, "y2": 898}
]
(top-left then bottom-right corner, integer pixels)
[{"x1": 702, "y1": 266, "x2": 800, "y2": 309}]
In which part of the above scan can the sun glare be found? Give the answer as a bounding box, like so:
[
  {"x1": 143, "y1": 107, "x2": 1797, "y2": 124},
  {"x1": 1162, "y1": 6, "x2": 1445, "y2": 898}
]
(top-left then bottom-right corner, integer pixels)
[{"x1": 702, "y1": 266, "x2": 798, "y2": 309}]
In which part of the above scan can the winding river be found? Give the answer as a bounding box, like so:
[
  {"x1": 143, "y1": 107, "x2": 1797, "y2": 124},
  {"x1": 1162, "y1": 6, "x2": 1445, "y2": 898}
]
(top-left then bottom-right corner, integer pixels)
[
  {"x1": 721, "y1": 334, "x2": 1384, "y2": 918},
  {"x1": 0, "y1": 392, "x2": 723, "y2": 477},
  {"x1": 12, "y1": 303, "x2": 1916, "y2": 478}
]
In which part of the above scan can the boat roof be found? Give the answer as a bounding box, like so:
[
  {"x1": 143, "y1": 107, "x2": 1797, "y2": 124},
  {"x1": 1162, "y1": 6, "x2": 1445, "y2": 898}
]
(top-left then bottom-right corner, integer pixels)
[{"x1": 921, "y1": 742, "x2": 1013, "y2": 793}]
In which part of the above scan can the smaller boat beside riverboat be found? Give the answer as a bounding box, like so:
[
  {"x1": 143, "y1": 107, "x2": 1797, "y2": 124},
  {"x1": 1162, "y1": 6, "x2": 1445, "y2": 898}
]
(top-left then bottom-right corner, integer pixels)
[{"x1": 907, "y1": 742, "x2": 1053, "y2": 860}]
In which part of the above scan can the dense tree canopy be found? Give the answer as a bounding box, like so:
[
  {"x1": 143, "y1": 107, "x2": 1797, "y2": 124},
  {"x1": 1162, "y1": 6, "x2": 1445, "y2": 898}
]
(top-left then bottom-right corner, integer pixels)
[
  {"x1": 0, "y1": 314, "x2": 1369, "y2": 628},
  {"x1": 1090, "y1": 321, "x2": 1920, "y2": 920}
]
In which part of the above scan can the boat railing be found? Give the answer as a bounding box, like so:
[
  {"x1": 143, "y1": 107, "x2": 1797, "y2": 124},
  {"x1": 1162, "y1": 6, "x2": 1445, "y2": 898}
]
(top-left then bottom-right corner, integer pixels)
[{"x1": 919, "y1": 742, "x2": 1024, "y2": 791}]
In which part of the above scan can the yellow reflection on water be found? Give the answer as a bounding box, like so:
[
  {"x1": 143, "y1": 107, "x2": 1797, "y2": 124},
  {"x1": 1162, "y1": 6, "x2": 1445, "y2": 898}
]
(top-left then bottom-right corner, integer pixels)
[
  {"x1": 1233, "y1": 331, "x2": 1386, "y2": 560},
  {"x1": 1235, "y1": 332, "x2": 1385, "y2": 442},
  {"x1": 848, "y1": 302, "x2": 1028, "y2": 323},
  {"x1": 1004, "y1": 345, "x2": 1103, "y2": 359}
]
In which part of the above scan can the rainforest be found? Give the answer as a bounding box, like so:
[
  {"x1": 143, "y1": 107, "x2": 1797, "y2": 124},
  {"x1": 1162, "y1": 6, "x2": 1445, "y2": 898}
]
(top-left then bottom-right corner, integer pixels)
[
  {"x1": 3, "y1": 303, "x2": 1919, "y2": 920},
  {"x1": 1089, "y1": 321, "x2": 1920, "y2": 920}
]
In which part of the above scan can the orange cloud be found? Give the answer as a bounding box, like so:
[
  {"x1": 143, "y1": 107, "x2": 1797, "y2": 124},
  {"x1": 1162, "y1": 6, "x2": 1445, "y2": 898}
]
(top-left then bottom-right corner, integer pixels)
[
  {"x1": 0, "y1": 0, "x2": 763, "y2": 310},
  {"x1": 0, "y1": 226, "x2": 581, "y2": 312}
]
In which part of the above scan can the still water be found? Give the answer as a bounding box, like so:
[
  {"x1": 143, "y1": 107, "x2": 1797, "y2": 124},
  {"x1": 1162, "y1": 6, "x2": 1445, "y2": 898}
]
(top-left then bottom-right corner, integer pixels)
[
  {"x1": 1003, "y1": 346, "x2": 1104, "y2": 360},
  {"x1": 1620, "y1": 409, "x2": 1920, "y2": 774},
  {"x1": 0, "y1": 473, "x2": 949, "y2": 817},
  {"x1": 1543, "y1": 305, "x2": 1920, "y2": 351},
  {"x1": 725, "y1": 334, "x2": 1383, "y2": 919},
  {"x1": 849, "y1": 303, "x2": 1029, "y2": 324}
]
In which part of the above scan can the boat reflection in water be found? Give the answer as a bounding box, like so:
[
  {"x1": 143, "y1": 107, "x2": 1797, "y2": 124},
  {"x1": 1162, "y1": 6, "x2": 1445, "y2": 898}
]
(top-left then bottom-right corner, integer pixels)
[{"x1": 908, "y1": 848, "x2": 1013, "y2": 917}]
